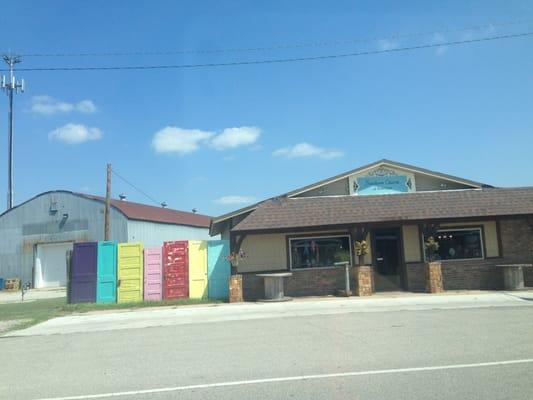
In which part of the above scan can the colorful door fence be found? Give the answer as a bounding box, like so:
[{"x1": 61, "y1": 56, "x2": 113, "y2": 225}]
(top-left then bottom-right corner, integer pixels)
[
  {"x1": 163, "y1": 241, "x2": 188, "y2": 299},
  {"x1": 97, "y1": 241, "x2": 117, "y2": 304},
  {"x1": 207, "y1": 240, "x2": 230, "y2": 300},
  {"x1": 188, "y1": 240, "x2": 208, "y2": 299},
  {"x1": 117, "y1": 242, "x2": 144, "y2": 303},
  {"x1": 144, "y1": 247, "x2": 163, "y2": 301},
  {"x1": 70, "y1": 242, "x2": 97, "y2": 303}
]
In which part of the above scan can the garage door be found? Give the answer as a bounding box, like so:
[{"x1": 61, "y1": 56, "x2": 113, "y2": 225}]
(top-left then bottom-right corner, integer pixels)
[{"x1": 34, "y1": 242, "x2": 73, "y2": 288}]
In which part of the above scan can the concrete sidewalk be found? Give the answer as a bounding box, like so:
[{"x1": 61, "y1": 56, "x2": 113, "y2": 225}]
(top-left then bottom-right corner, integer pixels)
[{"x1": 6, "y1": 290, "x2": 533, "y2": 337}]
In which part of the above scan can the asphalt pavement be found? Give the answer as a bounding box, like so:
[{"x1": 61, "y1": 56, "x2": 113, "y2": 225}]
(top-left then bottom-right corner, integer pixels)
[{"x1": 1, "y1": 296, "x2": 533, "y2": 400}]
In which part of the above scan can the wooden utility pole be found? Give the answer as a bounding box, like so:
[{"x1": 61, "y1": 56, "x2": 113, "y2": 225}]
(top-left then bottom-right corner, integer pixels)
[{"x1": 104, "y1": 163, "x2": 112, "y2": 240}]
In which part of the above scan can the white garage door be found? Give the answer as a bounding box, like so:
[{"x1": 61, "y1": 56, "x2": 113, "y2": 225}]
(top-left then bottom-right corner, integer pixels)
[{"x1": 34, "y1": 242, "x2": 73, "y2": 288}]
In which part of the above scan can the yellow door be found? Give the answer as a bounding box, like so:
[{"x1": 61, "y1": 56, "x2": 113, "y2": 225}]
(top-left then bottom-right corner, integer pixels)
[
  {"x1": 188, "y1": 240, "x2": 208, "y2": 299},
  {"x1": 117, "y1": 242, "x2": 144, "y2": 303}
]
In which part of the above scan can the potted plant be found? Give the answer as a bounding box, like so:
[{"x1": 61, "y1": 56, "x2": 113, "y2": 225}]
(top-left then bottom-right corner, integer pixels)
[
  {"x1": 424, "y1": 236, "x2": 440, "y2": 262},
  {"x1": 354, "y1": 240, "x2": 369, "y2": 265},
  {"x1": 226, "y1": 249, "x2": 246, "y2": 275}
]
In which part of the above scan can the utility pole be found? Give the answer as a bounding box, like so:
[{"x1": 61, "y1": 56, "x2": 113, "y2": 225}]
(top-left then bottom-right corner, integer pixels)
[
  {"x1": 1, "y1": 55, "x2": 24, "y2": 210},
  {"x1": 104, "y1": 163, "x2": 112, "y2": 240}
]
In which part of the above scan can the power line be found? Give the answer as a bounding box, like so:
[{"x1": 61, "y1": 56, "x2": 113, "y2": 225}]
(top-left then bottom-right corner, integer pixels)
[
  {"x1": 111, "y1": 169, "x2": 162, "y2": 207},
  {"x1": 6, "y1": 30, "x2": 533, "y2": 72},
  {"x1": 6, "y1": 18, "x2": 533, "y2": 58}
]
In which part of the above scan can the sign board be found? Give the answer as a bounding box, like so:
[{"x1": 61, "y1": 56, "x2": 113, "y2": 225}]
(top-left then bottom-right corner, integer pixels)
[{"x1": 356, "y1": 175, "x2": 409, "y2": 195}]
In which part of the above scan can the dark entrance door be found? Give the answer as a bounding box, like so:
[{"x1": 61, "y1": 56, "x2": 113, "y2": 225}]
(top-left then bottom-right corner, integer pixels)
[
  {"x1": 70, "y1": 242, "x2": 97, "y2": 303},
  {"x1": 373, "y1": 229, "x2": 403, "y2": 291}
]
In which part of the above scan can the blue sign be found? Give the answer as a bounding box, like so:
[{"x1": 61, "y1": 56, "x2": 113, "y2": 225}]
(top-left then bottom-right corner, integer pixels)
[{"x1": 356, "y1": 176, "x2": 409, "y2": 195}]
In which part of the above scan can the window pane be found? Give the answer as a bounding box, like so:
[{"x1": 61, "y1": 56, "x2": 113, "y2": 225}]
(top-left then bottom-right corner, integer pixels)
[
  {"x1": 290, "y1": 236, "x2": 351, "y2": 269},
  {"x1": 433, "y1": 229, "x2": 483, "y2": 260}
]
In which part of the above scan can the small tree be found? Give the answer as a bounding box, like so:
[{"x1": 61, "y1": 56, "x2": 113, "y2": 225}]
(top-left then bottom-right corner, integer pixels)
[
  {"x1": 424, "y1": 236, "x2": 440, "y2": 262},
  {"x1": 354, "y1": 240, "x2": 369, "y2": 265}
]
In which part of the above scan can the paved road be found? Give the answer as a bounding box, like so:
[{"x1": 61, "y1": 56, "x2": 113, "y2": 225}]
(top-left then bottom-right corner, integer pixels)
[{"x1": 2, "y1": 304, "x2": 533, "y2": 400}]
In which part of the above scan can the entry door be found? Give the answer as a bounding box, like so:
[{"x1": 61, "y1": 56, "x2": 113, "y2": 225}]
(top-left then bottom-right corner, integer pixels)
[
  {"x1": 97, "y1": 241, "x2": 117, "y2": 304},
  {"x1": 71, "y1": 242, "x2": 97, "y2": 303},
  {"x1": 373, "y1": 229, "x2": 403, "y2": 290},
  {"x1": 207, "y1": 240, "x2": 230, "y2": 300},
  {"x1": 117, "y1": 243, "x2": 144, "y2": 303},
  {"x1": 144, "y1": 247, "x2": 163, "y2": 301},
  {"x1": 163, "y1": 241, "x2": 189, "y2": 299},
  {"x1": 188, "y1": 240, "x2": 208, "y2": 299},
  {"x1": 375, "y1": 236, "x2": 399, "y2": 275}
]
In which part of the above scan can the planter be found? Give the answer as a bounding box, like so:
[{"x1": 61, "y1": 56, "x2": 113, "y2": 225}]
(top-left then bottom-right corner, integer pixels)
[
  {"x1": 229, "y1": 274, "x2": 243, "y2": 303},
  {"x1": 354, "y1": 265, "x2": 373, "y2": 296},
  {"x1": 425, "y1": 261, "x2": 444, "y2": 293}
]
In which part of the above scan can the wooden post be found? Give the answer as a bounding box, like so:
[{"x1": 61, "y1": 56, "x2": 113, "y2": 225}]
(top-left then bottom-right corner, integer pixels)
[{"x1": 104, "y1": 163, "x2": 112, "y2": 241}]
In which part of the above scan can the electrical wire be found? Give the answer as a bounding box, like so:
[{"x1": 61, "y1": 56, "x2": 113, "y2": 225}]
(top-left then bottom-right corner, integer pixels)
[
  {"x1": 6, "y1": 18, "x2": 533, "y2": 57},
  {"x1": 5, "y1": 30, "x2": 533, "y2": 72},
  {"x1": 111, "y1": 169, "x2": 162, "y2": 207}
]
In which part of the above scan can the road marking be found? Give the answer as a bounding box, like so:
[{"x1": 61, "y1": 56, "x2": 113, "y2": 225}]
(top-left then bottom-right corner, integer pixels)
[{"x1": 34, "y1": 358, "x2": 533, "y2": 400}]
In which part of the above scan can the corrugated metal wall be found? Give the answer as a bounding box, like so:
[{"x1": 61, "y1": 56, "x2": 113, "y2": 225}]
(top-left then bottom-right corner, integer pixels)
[
  {"x1": 0, "y1": 192, "x2": 128, "y2": 284},
  {"x1": 127, "y1": 220, "x2": 217, "y2": 247}
]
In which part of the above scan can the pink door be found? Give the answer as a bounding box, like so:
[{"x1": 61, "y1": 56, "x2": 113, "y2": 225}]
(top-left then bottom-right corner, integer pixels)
[{"x1": 144, "y1": 247, "x2": 162, "y2": 301}]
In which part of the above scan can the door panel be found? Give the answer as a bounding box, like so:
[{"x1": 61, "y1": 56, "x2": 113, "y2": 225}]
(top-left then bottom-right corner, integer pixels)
[
  {"x1": 117, "y1": 243, "x2": 144, "y2": 303},
  {"x1": 163, "y1": 241, "x2": 189, "y2": 299},
  {"x1": 144, "y1": 247, "x2": 162, "y2": 301},
  {"x1": 188, "y1": 240, "x2": 208, "y2": 299},
  {"x1": 97, "y1": 241, "x2": 117, "y2": 304},
  {"x1": 71, "y1": 242, "x2": 97, "y2": 303},
  {"x1": 207, "y1": 240, "x2": 230, "y2": 300}
]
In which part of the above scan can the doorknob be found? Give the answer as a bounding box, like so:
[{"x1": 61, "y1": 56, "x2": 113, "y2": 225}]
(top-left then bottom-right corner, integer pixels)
[{"x1": 377, "y1": 257, "x2": 384, "y2": 261}]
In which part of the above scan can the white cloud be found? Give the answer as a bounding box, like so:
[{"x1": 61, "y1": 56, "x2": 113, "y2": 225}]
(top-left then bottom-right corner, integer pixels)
[
  {"x1": 377, "y1": 39, "x2": 398, "y2": 51},
  {"x1": 210, "y1": 126, "x2": 261, "y2": 150},
  {"x1": 151, "y1": 125, "x2": 261, "y2": 155},
  {"x1": 214, "y1": 195, "x2": 257, "y2": 205},
  {"x1": 433, "y1": 33, "x2": 448, "y2": 55},
  {"x1": 49, "y1": 123, "x2": 102, "y2": 144},
  {"x1": 273, "y1": 142, "x2": 343, "y2": 160},
  {"x1": 31, "y1": 96, "x2": 97, "y2": 115},
  {"x1": 151, "y1": 127, "x2": 214, "y2": 155}
]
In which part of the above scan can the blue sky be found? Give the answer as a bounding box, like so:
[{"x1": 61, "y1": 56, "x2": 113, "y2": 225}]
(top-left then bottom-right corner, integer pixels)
[{"x1": 1, "y1": 1, "x2": 532, "y2": 216}]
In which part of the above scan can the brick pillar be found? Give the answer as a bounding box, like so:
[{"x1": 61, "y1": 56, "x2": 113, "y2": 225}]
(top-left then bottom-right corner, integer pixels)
[
  {"x1": 426, "y1": 261, "x2": 444, "y2": 293},
  {"x1": 354, "y1": 266, "x2": 373, "y2": 296},
  {"x1": 229, "y1": 274, "x2": 244, "y2": 303}
]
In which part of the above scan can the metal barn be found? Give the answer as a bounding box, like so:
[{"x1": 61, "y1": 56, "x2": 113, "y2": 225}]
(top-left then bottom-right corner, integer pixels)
[{"x1": 0, "y1": 190, "x2": 213, "y2": 288}]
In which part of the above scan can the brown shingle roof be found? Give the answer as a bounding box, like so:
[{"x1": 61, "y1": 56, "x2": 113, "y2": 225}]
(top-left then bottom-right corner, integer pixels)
[
  {"x1": 78, "y1": 193, "x2": 211, "y2": 228},
  {"x1": 231, "y1": 187, "x2": 533, "y2": 232}
]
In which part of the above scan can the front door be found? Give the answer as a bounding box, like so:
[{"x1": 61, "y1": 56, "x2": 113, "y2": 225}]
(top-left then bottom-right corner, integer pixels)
[{"x1": 373, "y1": 229, "x2": 403, "y2": 291}]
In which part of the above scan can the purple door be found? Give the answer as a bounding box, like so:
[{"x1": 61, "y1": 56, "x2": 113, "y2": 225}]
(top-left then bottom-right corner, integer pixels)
[{"x1": 70, "y1": 242, "x2": 97, "y2": 303}]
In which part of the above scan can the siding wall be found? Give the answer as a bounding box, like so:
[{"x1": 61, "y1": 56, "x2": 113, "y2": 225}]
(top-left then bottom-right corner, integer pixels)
[
  {"x1": 0, "y1": 192, "x2": 128, "y2": 283},
  {"x1": 127, "y1": 220, "x2": 215, "y2": 247}
]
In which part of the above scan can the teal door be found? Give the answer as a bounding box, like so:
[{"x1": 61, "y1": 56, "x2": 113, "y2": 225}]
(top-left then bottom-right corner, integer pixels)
[
  {"x1": 207, "y1": 240, "x2": 230, "y2": 300},
  {"x1": 97, "y1": 241, "x2": 117, "y2": 303}
]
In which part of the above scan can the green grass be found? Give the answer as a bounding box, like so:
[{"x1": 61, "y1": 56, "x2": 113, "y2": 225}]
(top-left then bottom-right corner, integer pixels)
[
  {"x1": 61, "y1": 298, "x2": 222, "y2": 313},
  {"x1": 0, "y1": 297, "x2": 222, "y2": 334},
  {"x1": 0, "y1": 297, "x2": 67, "y2": 333}
]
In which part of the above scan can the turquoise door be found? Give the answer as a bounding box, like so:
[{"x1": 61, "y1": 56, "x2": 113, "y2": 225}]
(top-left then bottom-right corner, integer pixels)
[
  {"x1": 207, "y1": 240, "x2": 230, "y2": 300},
  {"x1": 97, "y1": 241, "x2": 117, "y2": 303}
]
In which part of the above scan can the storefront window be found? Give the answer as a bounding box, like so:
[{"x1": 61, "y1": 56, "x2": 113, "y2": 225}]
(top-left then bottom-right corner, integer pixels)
[
  {"x1": 290, "y1": 236, "x2": 351, "y2": 269},
  {"x1": 426, "y1": 228, "x2": 484, "y2": 260}
]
